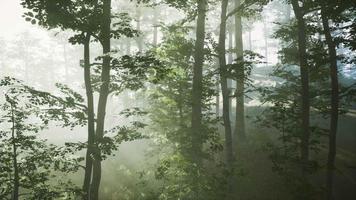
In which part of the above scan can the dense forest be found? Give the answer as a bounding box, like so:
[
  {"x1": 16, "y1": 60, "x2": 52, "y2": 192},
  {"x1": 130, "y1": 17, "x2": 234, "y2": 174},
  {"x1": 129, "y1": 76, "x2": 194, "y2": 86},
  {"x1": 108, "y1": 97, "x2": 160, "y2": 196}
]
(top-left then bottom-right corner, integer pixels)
[{"x1": 0, "y1": 0, "x2": 355, "y2": 199}]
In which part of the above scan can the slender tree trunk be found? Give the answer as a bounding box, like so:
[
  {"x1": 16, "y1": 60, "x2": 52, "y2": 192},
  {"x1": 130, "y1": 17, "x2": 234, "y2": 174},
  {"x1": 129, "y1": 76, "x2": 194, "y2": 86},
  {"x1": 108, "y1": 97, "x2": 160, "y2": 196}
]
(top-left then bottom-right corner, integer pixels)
[
  {"x1": 191, "y1": 0, "x2": 207, "y2": 163},
  {"x1": 82, "y1": 34, "x2": 95, "y2": 200},
  {"x1": 228, "y1": 27, "x2": 233, "y2": 118},
  {"x1": 90, "y1": 0, "x2": 111, "y2": 199},
  {"x1": 10, "y1": 105, "x2": 19, "y2": 200},
  {"x1": 234, "y1": 0, "x2": 246, "y2": 141},
  {"x1": 219, "y1": 0, "x2": 234, "y2": 199},
  {"x1": 190, "y1": 1, "x2": 207, "y2": 198},
  {"x1": 321, "y1": 9, "x2": 339, "y2": 200},
  {"x1": 291, "y1": 0, "x2": 310, "y2": 171}
]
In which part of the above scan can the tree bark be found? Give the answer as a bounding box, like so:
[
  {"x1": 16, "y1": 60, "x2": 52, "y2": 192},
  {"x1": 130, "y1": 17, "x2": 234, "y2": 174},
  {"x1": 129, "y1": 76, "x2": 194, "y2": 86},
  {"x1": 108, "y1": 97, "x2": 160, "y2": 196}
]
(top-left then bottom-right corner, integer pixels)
[
  {"x1": 321, "y1": 9, "x2": 339, "y2": 200},
  {"x1": 90, "y1": 0, "x2": 111, "y2": 199},
  {"x1": 82, "y1": 34, "x2": 95, "y2": 200},
  {"x1": 191, "y1": 0, "x2": 207, "y2": 164},
  {"x1": 234, "y1": 0, "x2": 246, "y2": 141},
  {"x1": 219, "y1": 0, "x2": 234, "y2": 199},
  {"x1": 291, "y1": 0, "x2": 310, "y2": 171}
]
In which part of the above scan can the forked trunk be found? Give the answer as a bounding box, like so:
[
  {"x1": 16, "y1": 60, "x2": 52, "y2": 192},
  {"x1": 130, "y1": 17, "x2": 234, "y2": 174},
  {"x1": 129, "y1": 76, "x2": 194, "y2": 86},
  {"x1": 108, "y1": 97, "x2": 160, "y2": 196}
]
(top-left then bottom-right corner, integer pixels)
[
  {"x1": 218, "y1": 0, "x2": 234, "y2": 198},
  {"x1": 90, "y1": 0, "x2": 111, "y2": 199},
  {"x1": 82, "y1": 34, "x2": 95, "y2": 200}
]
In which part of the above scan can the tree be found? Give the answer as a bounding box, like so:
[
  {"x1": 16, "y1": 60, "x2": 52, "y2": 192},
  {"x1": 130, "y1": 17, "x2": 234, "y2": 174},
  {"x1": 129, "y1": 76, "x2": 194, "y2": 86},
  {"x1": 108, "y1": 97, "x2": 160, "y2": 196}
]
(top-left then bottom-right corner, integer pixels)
[
  {"x1": 217, "y1": 0, "x2": 235, "y2": 198},
  {"x1": 318, "y1": 1, "x2": 356, "y2": 198},
  {"x1": 145, "y1": 24, "x2": 224, "y2": 200},
  {"x1": 234, "y1": 0, "x2": 246, "y2": 141},
  {"x1": 0, "y1": 77, "x2": 86, "y2": 200},
  {"x1": 191, "y1": 0, "x2": 208, "y2": 166},
  {"x1": 290, "y1": 0, "x2": 311, "y2": 172}
]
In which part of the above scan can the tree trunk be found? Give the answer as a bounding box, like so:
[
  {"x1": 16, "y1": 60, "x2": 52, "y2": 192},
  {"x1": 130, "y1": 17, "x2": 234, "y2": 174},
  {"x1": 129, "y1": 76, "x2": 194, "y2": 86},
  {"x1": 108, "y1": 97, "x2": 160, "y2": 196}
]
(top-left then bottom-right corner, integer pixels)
[
  {"x1": 82, "y1": 34, "x2": 95, "y2": 200},
  {"x1": 291, "y1": 0, "x2": 310, "y2": 171},
  {"x1": 321, "y1": 9, "x2": 339, "y2": 200},
  {"x1": 234, "y1": 0, "x2": 246, "y2": 141},
  {"x1": 191, "y1": 0, "x2": 207, "y2": 164},
  {"x1": 219, "y1": 0, "x2": 234, "y2": 199},
  {"x1": 90, "y1": 0, "x2": 111, "y2": 199},
  {"x1": 228, "y1": 26, "x2": 233, "y2": 118},
  {"x1": 11, "y1": 105, "x2": 19, "y2": 200}
]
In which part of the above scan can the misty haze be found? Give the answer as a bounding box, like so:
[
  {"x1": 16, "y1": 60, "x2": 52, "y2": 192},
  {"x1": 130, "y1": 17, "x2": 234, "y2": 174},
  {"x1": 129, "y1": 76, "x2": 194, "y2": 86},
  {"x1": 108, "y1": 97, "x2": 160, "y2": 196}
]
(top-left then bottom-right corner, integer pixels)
[{"x1": 0, "y1": 0, "x2": 355, "y2": 200}]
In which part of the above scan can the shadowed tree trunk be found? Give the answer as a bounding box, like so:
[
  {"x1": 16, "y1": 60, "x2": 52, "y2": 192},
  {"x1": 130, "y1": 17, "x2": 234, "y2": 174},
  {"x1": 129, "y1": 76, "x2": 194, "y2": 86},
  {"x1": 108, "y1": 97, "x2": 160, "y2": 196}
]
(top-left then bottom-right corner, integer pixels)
[
  {"x1": 291, "y1": 0, "x2": 310, "y2": 171},
  {"x1": 228, "y1": 24, "x2": 233, "y2": 118},
  {"x1": 218, "y1": 0, "x2": 234, "y2": 198},
  {"x1": 191, "y1": 0, "x2": 207, "y2": 164},
  {"x1": 90, "y1": 0, "x2": 111, "y2": 199},
  {"x1": 82, "y1": 33, "x2": 95, "y2": 200},
  {"x1": 215, "y1": 58, "x2": 220, "y2": 117},
  {"x1": 321, "y1": 8, "x2": 339, "y2": 200},
  {"x1": 234, "y1": 0, "x2": 246, "y2": 141}
]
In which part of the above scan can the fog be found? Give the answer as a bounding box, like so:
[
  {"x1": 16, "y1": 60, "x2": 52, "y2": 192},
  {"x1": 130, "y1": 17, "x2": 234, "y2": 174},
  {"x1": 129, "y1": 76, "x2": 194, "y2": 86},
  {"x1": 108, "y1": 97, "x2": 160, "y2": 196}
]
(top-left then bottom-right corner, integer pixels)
[{"x1": 0, "y1": 0, "x2": 355, "y2": 200}]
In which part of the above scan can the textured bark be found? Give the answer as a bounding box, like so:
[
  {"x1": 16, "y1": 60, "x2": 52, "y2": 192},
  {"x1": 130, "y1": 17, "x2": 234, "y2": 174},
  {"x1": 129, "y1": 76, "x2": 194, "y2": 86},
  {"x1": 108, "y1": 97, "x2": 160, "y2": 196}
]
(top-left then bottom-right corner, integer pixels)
[
  {"x1": 291, "y1": 0, "x2": 310, "y2": 170},
  {"x1": 82, "y1": 34, "x2": 95, "y2": 200},
  {"x1": 219, "y1": 0, "x2": 234, "y2": 198},
  {"x1": 321, "y1": 9, "x2": 339, "y2": 200},
  {"x1": 90, "y1": 0, "x2": 111, "y2": 199},
  {"x1": 234, "y1": 0, "x2": 246, "y2": 141},
  {"x1": 191, "y1": 0, "x2": 207, "y2": 164}
]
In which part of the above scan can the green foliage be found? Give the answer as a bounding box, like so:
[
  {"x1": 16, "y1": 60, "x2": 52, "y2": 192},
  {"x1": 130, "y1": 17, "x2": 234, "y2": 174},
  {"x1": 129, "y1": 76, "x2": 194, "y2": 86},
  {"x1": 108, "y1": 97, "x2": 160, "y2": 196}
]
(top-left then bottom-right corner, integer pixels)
[
  {"x1": 136, "y1": 24, "x2": 226, "y2": 200},
  {"x1": 0, "y1": 77, "x2": 86, "y2": 199},
  {"x1": 257, "y1": 5, "x2": 356, "y2": 198},
  {"x1": 21, "y1": 0, "x2": 140, "y2": 45}
]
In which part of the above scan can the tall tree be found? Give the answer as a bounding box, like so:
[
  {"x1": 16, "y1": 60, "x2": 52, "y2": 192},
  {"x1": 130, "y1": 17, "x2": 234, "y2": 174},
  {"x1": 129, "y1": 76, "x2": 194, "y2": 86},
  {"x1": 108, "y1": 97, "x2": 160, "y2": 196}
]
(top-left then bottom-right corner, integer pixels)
[
  {"x1": 218, "y1": 0, "x2": 235, "y2": 198},
  {"x1": 82, "y1": 33, "x2": 96, "y2": 199},
  {"x1": 90, "y1": 0, "x2": 112, "y2": 199},
  {"x1": 321, "y1": 9, "x2": 339, "y2": 199},
  {"x1": 291, "y1": 0, "x2": 310, "y2": 171},
  {"x1": 234, "y1": 0, "x2": 246, "y2": 141},
  {"x1": 191, "y1": 0, "x2": 207, "y2": 164}
]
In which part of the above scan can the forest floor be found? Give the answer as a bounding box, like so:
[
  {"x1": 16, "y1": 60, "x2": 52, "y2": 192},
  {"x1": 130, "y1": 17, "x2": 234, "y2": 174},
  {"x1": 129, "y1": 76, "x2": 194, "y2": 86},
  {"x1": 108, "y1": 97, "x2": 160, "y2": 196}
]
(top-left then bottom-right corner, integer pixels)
[{"x1": 229, "y1": 106, "x2": 356, "y2": 200}]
